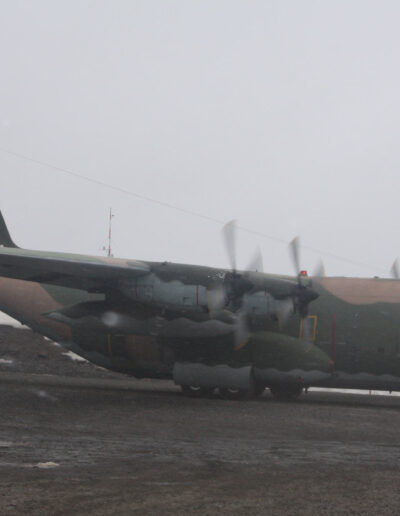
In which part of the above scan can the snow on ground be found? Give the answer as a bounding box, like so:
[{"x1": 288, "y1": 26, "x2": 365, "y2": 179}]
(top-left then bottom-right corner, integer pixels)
[
  {"x1": 0, "y1": 358, "x2": 13, "y2": 365},
  {"x1": 0, "y1": 311, "x2": 86, "y2": 363},
  {"x1": 0, "y1": 312, "x2": 26, "y2": 328},
  {"x1": 35, "y1": 390, "x2": 58, "y2": 402},
  {"x1": 311, "y1": 387, "x2": 400, "y2": 397},
  {"x1": 35, "y1": 462, "x2": 59, "y2": 469},
  {"x1": 62, "y1": 351, "x2": 88, "y2": 362}
]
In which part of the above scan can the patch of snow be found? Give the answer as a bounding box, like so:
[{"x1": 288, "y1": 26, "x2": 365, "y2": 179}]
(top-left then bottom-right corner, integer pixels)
[
  {"x1": 35, "y1": 462, "x2": 59, "y2": 469},
  {"x1": 35, "y1": 390, "x2": 58, "y2": 402},
  {"x1": 0, "y1": 312, "x2": 28, "y2": 328},
  {"x1": 43, "y1": 337, "x2": 61, "y2": 347},
  {"x1": 310, "y1": 387, "x2": 400, "y2": 397},
  {"x1": 0, "y1": 358, "x2": 13, "y2": 365},
  {"x1": 62, "y1": 350, "x2": 87, "y2": 362}
]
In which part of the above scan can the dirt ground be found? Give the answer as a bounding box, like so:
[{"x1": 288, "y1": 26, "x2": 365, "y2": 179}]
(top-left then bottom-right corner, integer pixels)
[{"x1": 1, "y1": 325, "x2": 400, "y2": 515}]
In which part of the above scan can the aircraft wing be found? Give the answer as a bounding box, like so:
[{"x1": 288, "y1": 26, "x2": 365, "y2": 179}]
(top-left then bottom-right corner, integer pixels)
[{"x1": 0, "y1": 247, "x2": 150, "y2": 291}]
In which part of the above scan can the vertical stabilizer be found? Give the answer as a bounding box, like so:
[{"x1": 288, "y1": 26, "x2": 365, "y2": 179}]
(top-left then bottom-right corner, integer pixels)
[{"x1": 0, "y1": 211, "x2": 18, "y2": 248}]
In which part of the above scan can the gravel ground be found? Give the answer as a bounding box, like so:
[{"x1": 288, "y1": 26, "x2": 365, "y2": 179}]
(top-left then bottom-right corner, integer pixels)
[
  {"x1": 0, "y1": 324, "x2": 400, "y2": 515},
  {"x1": 0, "y1": 324, "x2": 120, "y2": 378}
]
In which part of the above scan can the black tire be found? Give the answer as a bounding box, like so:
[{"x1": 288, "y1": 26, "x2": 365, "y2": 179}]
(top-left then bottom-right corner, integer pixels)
[
  {"x1": 270, "y1": 384, "x2": 303, "y2": 401},
  {"x1": 219, "y1": 376, "x2": 265, "y2": 400},
  {"x1": 180, "y1": 385, "x2": 214, "y2": 398},
  {"x1": 219, "y1": 387, "x2": 247, "y2": 400},
  {"x1": 219, "y1": 385, "x2": 263, "y2": 400}
]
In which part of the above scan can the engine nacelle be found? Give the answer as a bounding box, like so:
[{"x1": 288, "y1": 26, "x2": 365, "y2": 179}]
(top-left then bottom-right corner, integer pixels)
[
  {"x1": 242, "y1": 290, "x2": 288, "y2": 322},
  {"x1": 119, "y1": 274, "x2": 209, "y2": 312},
  {"x1": 119, "y1": 274, "x2": 294, "y2": 327}
]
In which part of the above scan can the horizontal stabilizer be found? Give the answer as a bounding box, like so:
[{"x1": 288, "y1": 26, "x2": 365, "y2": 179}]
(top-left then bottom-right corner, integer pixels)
[{"x1": 0, "y1": 211, "x2": 18, "y2": 248}]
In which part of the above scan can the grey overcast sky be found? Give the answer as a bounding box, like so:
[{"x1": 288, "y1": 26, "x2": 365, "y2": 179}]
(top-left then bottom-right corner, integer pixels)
[{"x1": 1, "y1": 0, "x2": 400, "y2": 277}]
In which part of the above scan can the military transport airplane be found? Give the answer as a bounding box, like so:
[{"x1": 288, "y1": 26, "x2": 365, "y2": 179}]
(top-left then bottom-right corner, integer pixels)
[{"x1": 0, "y1": 211, "x2": 400, "y2": 400}]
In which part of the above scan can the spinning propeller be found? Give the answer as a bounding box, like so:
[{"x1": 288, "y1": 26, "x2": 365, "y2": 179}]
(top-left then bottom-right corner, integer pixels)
[
  {"x1": 208, "y1": 220, "x2": 263, "y2": 348},
  {"x1": 288, "y1": 236, "x2": 320, "y2": 319},
  {"x1": 391, "y1": 259, "x2": 399, "y2": 279},
  {"x1": 221, "y1": 220, "x2": 262, "y2": 310},
  {"x1": 212, "y1": 221, "x2": 319, "y2": 348},
  {"x1": 208, "y1": 220, "x2": 264, "y2": 314},
  {"x1": 312, "y1": 259, "x2": 326, "y2": 279}
]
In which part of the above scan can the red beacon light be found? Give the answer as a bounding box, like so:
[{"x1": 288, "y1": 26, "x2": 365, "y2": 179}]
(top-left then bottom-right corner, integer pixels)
[{"x1": 300, "y1": 270, "x2": 308, "y2": 277}]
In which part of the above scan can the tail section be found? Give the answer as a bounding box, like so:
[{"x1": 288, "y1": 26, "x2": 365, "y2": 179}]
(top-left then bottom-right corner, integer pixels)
[{"x1": 0, "y1": 211, "x2": 18, "y2": 248}]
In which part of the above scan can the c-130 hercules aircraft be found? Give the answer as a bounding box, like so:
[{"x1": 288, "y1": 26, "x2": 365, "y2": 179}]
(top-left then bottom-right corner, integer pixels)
[{"x1": 1, "y1": 211, "x2": 400, "y2": 401}]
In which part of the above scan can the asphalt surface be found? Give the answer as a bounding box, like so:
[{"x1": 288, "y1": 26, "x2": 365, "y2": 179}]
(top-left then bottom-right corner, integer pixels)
[{"x1": 1, "y1": 325, "x2": 400, "y2": 515}]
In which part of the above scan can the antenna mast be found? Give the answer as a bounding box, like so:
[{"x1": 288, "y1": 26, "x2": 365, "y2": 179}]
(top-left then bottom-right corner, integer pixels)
[{"x1": 107, "y1": 208, "x2": 114, "y2": 257}]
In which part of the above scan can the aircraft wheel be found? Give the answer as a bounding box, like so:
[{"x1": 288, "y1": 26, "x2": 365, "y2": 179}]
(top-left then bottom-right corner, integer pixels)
[
  {"x1": 219, "y1": 386, "x2": 260, "y2": 400},
  {"x1": 180, "y1": 385, "x2": 214, "y2": 398},
  {"x1": 269, "y1": 384, "x2": 303, "y2": 401},
  {"x1": 219, "y1": 380, "x2": 265, "y2": 400},
  {"x1": 219, "y1": 387, "x2": 246, "y2": 400}
]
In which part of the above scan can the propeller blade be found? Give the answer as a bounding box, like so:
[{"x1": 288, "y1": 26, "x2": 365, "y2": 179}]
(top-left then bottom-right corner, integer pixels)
[
  {"x1": 289, "y1": 236, "x2": 300, "y2": 276},
  {"x1": 222, "y1": 219, "x2": 237, "y2": 272},
  {"x1": 233, "y1": 310, "x2": 249, "y2": 350},
  {"x1": 301, "y1": 317, "x2": 314, "y2": 343},
  {"x1": 276, "y1": 298, "x2": 295, "y2": 327},
  {"x1": 207, "y1": 286, "x2": 227, "y2": 313},
  {"x1": 391, "y1": 259, "x2": 399, "y2": 280},
  {"x1": 247, "y1": 247, "x2": 263, "y2": 273},
  {"x1": 312, "y1": 259, "x2": 325, "y2": 278}
]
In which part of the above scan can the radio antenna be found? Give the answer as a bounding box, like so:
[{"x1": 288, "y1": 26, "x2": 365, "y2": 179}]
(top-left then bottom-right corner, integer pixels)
[{"x1": 106, "y1": 208, "x2": 114, "y2": 257}]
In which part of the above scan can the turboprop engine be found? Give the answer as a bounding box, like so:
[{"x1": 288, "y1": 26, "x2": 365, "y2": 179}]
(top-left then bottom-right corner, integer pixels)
[{"x1": 46, "y1": 221, "x2": 319, "y2": 345}]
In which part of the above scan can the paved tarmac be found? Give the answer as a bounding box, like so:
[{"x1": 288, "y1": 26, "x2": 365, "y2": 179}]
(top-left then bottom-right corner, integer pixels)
[{"x1": 1, "y1": 372, "x2": 400, "y2": 515}]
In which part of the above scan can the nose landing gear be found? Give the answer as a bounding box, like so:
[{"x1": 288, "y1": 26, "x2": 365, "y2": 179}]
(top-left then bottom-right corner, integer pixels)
[{"x1": 180, "y1": 383, "x2": 265, "y2": 400}]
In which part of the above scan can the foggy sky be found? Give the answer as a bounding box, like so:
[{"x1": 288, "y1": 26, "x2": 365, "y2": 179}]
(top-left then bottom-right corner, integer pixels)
[{"x1": 1, "y1": 0, "x2": 400, "y2": 278}]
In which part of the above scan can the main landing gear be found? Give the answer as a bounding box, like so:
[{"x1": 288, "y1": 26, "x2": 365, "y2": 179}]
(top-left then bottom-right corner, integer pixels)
[
  {"x1": 175, "y1": 364, "x2": 302, "y2": 402},
  {"x1": 180, "y1": 385, "x2": 214, "y2": 398},
  {"x1": 180, "y1": 384, "x2": 265, "y2": 400},
  {"x1": 269, "y1": 384, "x2": 304, "y2": 401},
  {"x1": 180, "y1": 383, "x2": 304, "y2": 401}
]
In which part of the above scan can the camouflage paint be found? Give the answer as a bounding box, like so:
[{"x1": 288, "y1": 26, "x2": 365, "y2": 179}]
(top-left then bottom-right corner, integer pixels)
[{"x1": 1, "y1": 211, "x2": 400, "y2": 392}]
